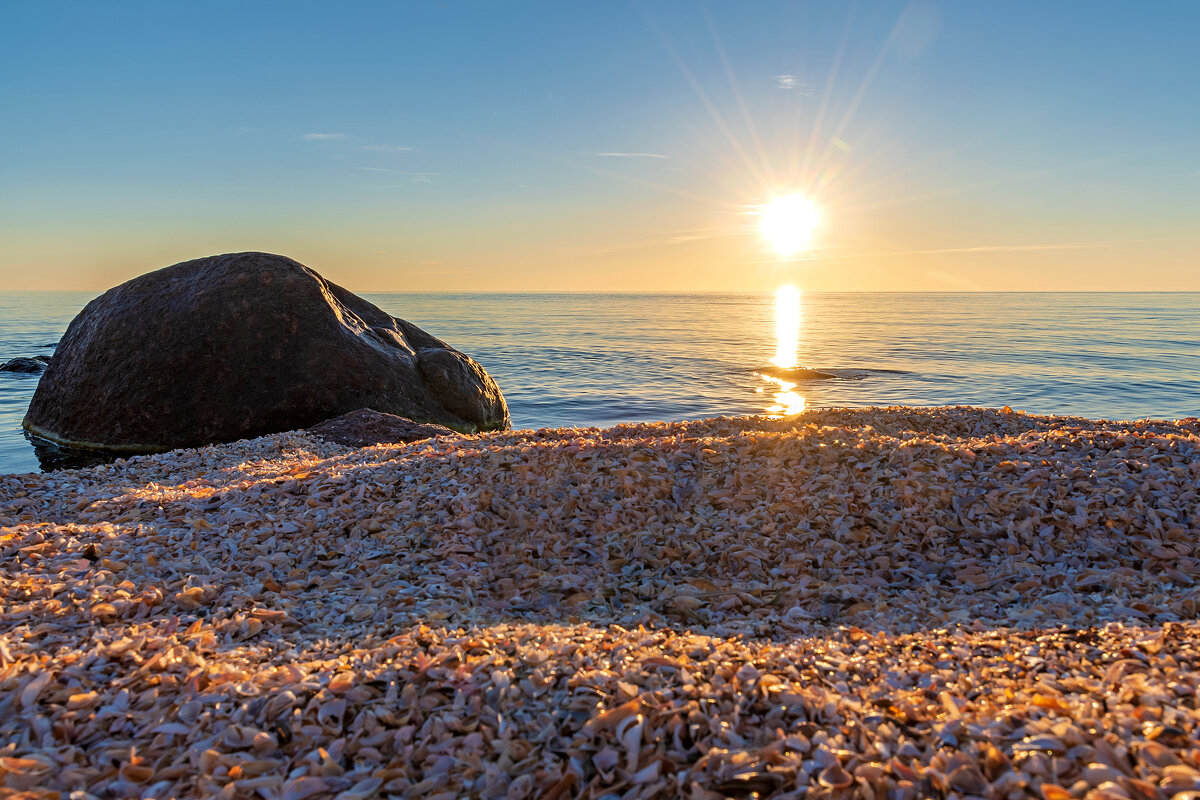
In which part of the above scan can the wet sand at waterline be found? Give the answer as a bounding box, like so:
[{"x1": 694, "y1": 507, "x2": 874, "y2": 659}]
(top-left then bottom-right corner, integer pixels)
[{"x1": 1, "y1": 406, "x2": 1198, "y2": 798}]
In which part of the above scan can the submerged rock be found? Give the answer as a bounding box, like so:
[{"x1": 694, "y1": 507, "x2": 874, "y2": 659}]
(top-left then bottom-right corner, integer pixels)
[
  {"x1": 758, "y1": 365, "x2": 837, "y2": 380},
  {"x1": 24, "y1": 252, "x2": 509, "y2": 453},
  {"x1": 306, "y1": 408, "x2": 455, "y2": 448},
  {"x1": 0, "y1": 356, "x2": 50, "y2": 374}
]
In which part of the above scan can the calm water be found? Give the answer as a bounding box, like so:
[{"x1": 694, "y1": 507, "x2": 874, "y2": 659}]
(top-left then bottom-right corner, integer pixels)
[{"x1": 2, "y1": 292, "x2": 1197, "y2": 474}]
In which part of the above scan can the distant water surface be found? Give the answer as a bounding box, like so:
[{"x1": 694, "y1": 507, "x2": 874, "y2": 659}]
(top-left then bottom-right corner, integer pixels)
[{"x1": 1, "y1": 292, "x2": 1197, "y2": 474}]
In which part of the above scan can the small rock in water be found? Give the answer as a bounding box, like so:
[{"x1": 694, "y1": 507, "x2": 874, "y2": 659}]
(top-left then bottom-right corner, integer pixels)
[
  {"x1": 757, "y1": 365, "x2": 837, "y2": 380},
  {"x1": 0, "y1": 356, "x2": 50, "y2": 374}
]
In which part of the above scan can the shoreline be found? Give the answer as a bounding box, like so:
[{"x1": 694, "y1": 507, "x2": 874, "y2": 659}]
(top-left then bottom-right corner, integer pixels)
[{"x1": 2, "y1": 406, "x2": 1198, "y2": 797}]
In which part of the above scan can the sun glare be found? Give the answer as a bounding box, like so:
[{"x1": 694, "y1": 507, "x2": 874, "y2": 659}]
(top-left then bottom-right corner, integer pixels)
[{"x1": 758, "y1": 194, "x2": 820, "y2": 257}]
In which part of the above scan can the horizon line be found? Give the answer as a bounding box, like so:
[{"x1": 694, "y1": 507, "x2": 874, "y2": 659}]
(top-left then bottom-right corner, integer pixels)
[{"x1": 4, "y1": 288, "x2": 1200, "y2": 295}]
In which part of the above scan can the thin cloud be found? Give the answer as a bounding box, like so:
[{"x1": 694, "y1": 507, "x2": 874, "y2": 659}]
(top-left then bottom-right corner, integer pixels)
[
  {"x1": 775, "y1": 74, "x2": 815, "y2": 95},
  {"x1": 594, "y1": 151, "x2": 670, "y2": 159},
  {"x1": 743, "y1": 240, "x2": 1130, "y2": 265},
  {"x1": 356, "y1": 166, "x2": 391, "y2": 172},
  {"x1": 301, "y1": 132, "x2": 347, "y2": 141},
  {"x1": 666, "y1": 233, "x2": 710, "y2": 244},
  {"x1": 900, "y1": 242, "x2": 1112, "y2": 256},
  {"x1": 576, "y1": 228, "x2": 735, "y2": 258},
  {"x1": 359, "y1": 144, "x2": 416, "y2": 153}
]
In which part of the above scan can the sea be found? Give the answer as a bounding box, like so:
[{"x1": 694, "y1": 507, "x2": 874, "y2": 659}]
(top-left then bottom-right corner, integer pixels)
[{"x1": 2, "y1": 291, "x2": 1197, "y2": 474}]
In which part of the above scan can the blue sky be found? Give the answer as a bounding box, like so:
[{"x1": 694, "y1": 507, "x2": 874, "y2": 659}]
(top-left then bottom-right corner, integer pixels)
[{"x1": 2, "y1": 1, "x2": 1197, "y2": 291}]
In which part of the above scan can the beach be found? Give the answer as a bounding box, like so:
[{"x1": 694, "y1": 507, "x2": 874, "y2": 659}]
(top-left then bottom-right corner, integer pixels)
[{"x1": 2, "y1": 405, "x2": 1199, "y2": 798}]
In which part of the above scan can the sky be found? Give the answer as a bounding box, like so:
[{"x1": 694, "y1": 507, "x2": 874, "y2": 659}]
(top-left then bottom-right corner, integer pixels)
[{"x1": 2, "y1": 1, "x2": 1198, "y2": 292}]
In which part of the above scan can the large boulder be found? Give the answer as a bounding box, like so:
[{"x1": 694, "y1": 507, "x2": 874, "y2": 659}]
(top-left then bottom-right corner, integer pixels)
[{"x1": 23, "y1": 252, "x2": 509, "y2": 452}]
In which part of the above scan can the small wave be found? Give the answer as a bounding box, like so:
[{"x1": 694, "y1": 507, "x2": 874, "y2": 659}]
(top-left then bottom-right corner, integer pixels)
[{"x1": 753, "y1": 366, "x2": 912, "y2": 381}]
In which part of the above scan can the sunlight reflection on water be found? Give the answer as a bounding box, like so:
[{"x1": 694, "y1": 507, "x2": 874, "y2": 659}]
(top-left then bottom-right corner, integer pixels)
[
  {"x1": 771, "y1": 284, "x2": 801, "y2": 369},
  {"x1": 761, "y1": 374, "x2": 807, "y2": 415},
  {"x1": 760, "y1": 284, "x2": 807, "y2": 416}
]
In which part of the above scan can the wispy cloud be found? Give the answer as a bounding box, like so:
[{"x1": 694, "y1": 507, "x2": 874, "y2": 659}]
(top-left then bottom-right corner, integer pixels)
[
  {"x1": 897, "y1": 242, "x2": 1112, "y2": 256},
  {"x1": 743, "y1": 240, "x2": 1131, "y2": 265},
  {"x1": 665, "y1": 233, "x2": 710, "y2": 245},
  {"x1": 572, "y1": 228, "x2": 734, "y2": 258},
  {"x1": 774, "y1": 74, "x2": 815, "y2": 95},
  {"x1": 301, "y1": 132, "x2": 347, "y2": 141},
  {"x1": 359, "y1": 144, "x2": 416, "y2": 153},
  {"x1": 355, "y1": 167, "x2": 437, "y2": 182},
  {"x1": 594, "y1": 151, "x2": 669, "y2": 159}
]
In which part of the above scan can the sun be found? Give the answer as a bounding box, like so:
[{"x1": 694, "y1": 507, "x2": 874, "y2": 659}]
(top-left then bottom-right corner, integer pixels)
[{"x1": 758, "y1": 194, "x2": 820, "y2": 257}]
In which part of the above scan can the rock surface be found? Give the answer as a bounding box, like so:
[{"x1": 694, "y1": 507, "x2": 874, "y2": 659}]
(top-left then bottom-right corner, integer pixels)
[
  {"x1": 0, "y1": 356, "x2": 50, "y2": 374},
  {"x1": 306, "y1": 408, "x2": 455, "y2": 447},
  {"x1": 24, "y1": 252, "x2": 509, "y2": 452}
]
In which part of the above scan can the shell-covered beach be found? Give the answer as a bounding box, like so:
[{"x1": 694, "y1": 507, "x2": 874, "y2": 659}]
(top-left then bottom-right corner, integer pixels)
[{"x1": 2, "y1": 406, "x2": 1199, "y2": 799}]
